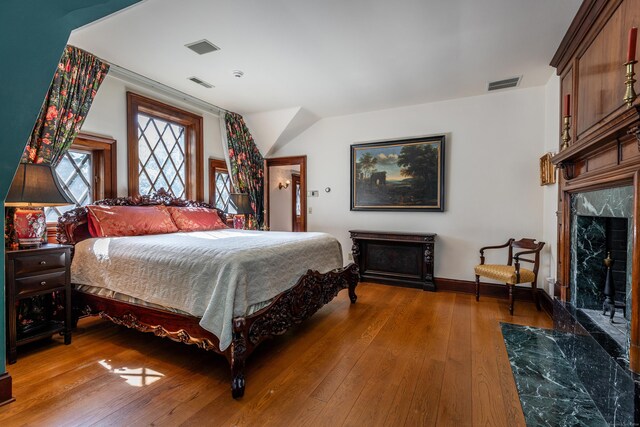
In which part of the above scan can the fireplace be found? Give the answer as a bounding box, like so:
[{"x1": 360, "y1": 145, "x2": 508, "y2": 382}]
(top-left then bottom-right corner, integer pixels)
[
  {"x1": 549, "y1": 185, "x2": 639, "y2": 424},
  {"x1": 569, "y1": 187, "x2": 634, "y2": 361}
]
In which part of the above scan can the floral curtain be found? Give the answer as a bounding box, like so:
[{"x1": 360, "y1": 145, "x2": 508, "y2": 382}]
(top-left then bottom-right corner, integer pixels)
[
  {"x1": 225, "y1": 112, "x2": 264, "y2": 226},
  {"x1": 22, "y1": 45, "x2": 109, "y2": 166}
]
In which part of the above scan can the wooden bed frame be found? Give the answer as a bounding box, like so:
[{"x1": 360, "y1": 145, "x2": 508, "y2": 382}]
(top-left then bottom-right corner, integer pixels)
[{"x1": 57, "y1": 191, "x2": 358, "y2": 398}]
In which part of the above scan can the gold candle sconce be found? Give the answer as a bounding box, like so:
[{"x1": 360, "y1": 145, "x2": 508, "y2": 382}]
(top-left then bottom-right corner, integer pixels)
[
  {"x1": 624, "y1": 60, "x2": 638, "y2": 108},
  {"x1": 561, "y1": 115, "x2": 571, "y2": 151}
]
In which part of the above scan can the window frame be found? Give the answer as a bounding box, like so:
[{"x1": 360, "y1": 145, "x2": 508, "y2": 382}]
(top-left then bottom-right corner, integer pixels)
[
  {"x1": 71, "y1": 132, "x2": 117, "y2": 201},
  {"x1": 127, "y1": 92, "x2": 204, "y2": 200},
  {"x1": 46, "y1": 132, "x2": 117, "y2": 240},
  {"x1": 208, "y1": 158, "x2": 231, "y2": 210}
]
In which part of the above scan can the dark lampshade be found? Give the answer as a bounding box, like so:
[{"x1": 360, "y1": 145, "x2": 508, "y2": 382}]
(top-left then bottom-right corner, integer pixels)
[
  {"x1": 5, "y1": 163, "x2": 74, "y2": 207},
  {"x1": 228, "y1": 193, "x2": 253, "y2": 214}
]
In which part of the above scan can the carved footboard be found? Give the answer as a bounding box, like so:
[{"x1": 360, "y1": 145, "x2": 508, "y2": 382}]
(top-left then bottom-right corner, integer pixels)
[
  {"x1": 73, "y1": 263, "x2": 358, "y2": 399},
  {"x1": 228, "y1": 263, "x2": 358, "y2": 397}
]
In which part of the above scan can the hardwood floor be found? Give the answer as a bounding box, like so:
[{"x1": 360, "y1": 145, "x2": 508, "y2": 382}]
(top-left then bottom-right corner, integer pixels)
[{"x1": 0, "y1": 283, "x2": 551, "y2": 426}]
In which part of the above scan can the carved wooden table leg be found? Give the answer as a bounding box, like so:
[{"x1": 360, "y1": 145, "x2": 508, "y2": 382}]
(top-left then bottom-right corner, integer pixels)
[
  {"x1": 348, "y1": 264, "x2": 358, "y2": 304},
  {"x1": 230, "y1": 318, "x2": 247, "y2": 399},
  {"x1": 423, "y1": 239, "x2": 435, "y2": 291}
]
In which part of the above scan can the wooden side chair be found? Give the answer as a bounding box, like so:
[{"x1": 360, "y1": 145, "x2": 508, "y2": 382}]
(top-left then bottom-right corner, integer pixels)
[{"x1": 474, "y1": 238, "x2": 545, "y2": 315}]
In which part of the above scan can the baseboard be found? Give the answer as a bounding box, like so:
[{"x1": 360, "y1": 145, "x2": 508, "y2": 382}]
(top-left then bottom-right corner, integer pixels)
[
  {"x1": 538, "y1": 289, "x2": 554, "y2": 318},
  {"x1": 434, "y1": 277, "x2": 534, "y2": 302},
  {"x1": 0, "y1": 372, "x2": 14, "y2": 406}
]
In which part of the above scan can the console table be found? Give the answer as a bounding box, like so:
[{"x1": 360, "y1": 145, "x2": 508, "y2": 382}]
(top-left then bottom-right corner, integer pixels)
[{"x1": 349, "y1": 230, "x2": 436, "y2": 291}]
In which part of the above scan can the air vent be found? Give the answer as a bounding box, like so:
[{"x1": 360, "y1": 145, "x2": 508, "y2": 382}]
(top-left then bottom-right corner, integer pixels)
[
  {"x1": 185, "y1": 39, "x2": 220, "y2": 55},
  {"x1": 487, "y1": 76, "x2": 521, "y2": 91},
  {"x1": 188, "y1": 76, "x2": 214, "y2": 88}
]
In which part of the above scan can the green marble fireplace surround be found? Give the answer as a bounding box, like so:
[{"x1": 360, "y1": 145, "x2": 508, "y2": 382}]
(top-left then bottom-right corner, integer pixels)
[{"x1": 570, "y1": 186, "x2": 634, "y2": 357}]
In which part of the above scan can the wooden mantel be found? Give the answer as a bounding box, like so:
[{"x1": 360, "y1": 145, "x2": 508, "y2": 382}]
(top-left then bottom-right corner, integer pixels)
[
  {"x1": 551, "y1": 105, "x2": 640, "y2": 169},
  {"x1": 550, "y1": 0, "x2": 640, "y2": 372}
]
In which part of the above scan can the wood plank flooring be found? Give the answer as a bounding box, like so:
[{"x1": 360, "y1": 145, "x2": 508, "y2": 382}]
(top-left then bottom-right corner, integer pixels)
[{"x1": 0, "y1": 283, "x2": 551, "y2": 426}]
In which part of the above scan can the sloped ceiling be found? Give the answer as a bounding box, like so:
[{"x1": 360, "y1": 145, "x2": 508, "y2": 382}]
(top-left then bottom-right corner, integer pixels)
[{"x1": 69, "y1": 0, "x2": 581, "y2": 147}]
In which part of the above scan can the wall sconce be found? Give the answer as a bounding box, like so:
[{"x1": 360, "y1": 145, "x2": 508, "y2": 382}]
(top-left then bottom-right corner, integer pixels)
[{"x1": 278, "y1": 180, "x2": 291, "y2": 190}]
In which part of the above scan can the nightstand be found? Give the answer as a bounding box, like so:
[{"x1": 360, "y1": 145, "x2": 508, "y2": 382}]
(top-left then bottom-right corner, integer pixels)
[{"x1": 5, "y1": 244, "x2": 72, "y2": 364}]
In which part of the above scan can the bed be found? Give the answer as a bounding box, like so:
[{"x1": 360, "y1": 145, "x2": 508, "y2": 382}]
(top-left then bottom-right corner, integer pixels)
[{"x1": 57, "y1": 191, "x2": 358, "y2": 398}]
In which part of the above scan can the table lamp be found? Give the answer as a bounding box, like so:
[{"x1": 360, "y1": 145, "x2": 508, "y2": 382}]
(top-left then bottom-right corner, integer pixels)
[
  {"x1": 228, "y1": 193, "x2": 254, "y2": 229},
  {"x1": 5, "y1": 163, "x2": 74, "y2": 247}
]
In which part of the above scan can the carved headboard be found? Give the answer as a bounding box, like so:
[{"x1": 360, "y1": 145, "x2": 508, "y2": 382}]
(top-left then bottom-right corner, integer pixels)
[{"x1": 57, "y1": 189, "x2": 227, "y2": 246}]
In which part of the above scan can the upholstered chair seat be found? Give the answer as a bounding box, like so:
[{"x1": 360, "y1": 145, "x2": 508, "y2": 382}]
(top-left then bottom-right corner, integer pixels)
[
  {"x1": 474, "y1": 238, "x2": 545, "y2": 315},
  {"x1": 473, "y1": 264, "x2": 535, "y2": 284}
]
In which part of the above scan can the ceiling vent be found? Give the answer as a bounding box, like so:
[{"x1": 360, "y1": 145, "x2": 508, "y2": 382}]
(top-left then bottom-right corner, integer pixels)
[
  {"x1": 185, "y1": 39, "x2": 220, "y2": 55},
  {"x1": 487, "y1": 76, "x2": 521, "y2": 91},
  {"x1": 188, "y1": 76, "x2": 214, "y2": 88}
]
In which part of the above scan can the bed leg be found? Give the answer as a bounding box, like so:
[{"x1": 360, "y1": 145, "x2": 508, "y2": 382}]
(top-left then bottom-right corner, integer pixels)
[
  {"x1": 348, "y1": 282, "x2": 358, "y2": 304},
  {"x1": 70, "y1": 304, "x2": 87, "y2": 329},
  {"x1": 230, "y1": 318, "x2": 247, "y2": 399}
]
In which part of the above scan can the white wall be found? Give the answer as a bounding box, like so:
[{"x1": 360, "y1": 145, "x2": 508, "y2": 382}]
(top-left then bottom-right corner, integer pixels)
[
  {"x1": 80, "y1": 74, "x2": 225, "y2": 199},
  {"x1": 541, "y1": 74, "x2": 561, "y2": 294},
  {"x1": 269, "y1": 165, "x2": 300, "y2": 231},
  {"x1": 271, "y1": 87, "x2": 547, "y2": 282}
]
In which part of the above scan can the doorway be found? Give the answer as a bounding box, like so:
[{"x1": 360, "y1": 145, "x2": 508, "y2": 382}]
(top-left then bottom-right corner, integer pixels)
[
  {"x1": 264, "y1": 156, "x2": 307, "y2": 231},
  {"x1": 291, "y1": 173, "x2": 302, "y2": 232}
]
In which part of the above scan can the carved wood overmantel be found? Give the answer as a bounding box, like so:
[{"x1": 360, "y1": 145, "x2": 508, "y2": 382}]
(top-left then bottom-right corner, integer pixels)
[{"x1": 550, "y1": 0, "x2": 640, "y2": 372}]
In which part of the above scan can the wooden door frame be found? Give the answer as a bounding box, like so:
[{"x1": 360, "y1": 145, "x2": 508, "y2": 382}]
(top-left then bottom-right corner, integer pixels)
[
  {"x1": 291, "y1": 172, "x2": 301, "y2": 232},
  {"x1": 264, "y1": 156, "x2": 307, "y2": 231}
]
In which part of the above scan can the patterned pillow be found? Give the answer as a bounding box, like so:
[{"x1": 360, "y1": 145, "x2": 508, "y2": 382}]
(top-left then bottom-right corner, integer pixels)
[
  {"x1": 166, "y1": 206, "x2": 228, "y2": 231},
  {"x1": 86, "y1": 205, "x2": 178, "y2": 237}
]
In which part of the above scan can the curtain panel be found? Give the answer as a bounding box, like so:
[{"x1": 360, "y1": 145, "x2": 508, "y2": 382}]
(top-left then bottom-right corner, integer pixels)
[
  {"x1": 225, "y1": 112, "x2": 264, "y2": 226},
  {"x1": 22, "y1": 45, "x2": 109, "y2": 166}
]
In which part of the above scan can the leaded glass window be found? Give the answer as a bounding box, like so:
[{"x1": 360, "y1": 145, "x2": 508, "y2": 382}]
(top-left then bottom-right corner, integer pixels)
[
  {"x1": 137, "y1": 113, "x2": 186, "y2": 198},
  {"x1": 214, "y1": 170, "x2": 232, "y2": 212},
  {"x1": 45, "y1": 150, "x2": 93, "y2": 222}
]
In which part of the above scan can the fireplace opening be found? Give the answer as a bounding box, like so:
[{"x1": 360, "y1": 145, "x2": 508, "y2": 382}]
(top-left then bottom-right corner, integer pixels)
[{"x1": 573, "y1": 215, "x2": 629, "y2": 350}]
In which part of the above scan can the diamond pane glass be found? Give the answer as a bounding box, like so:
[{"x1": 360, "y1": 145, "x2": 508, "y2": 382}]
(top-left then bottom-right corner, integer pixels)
[
  {"x1": 214, "y1": 171, "x2": 232, "y2": 212},
  {"x1": 45, "y1": 150, "x2": 93, "y2": 222},
  {"x1": 143, "y1": 156, "x2": 160, "y2": 183},
  {"x1": 137, "y1": 113, "x2": 186, "y2": 198},
  {"x1": 172, "y1": 181, "x2": 185, "y2": 198},
  {"x1": 139, "y1": 173, "x2": 152, "y2": 195}
]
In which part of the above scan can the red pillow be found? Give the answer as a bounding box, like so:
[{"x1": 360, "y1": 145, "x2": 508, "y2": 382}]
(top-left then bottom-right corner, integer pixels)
[
  {"x1": 86, "y1": 210, "x2": 101, "y2": 237},
  {"x1": 166, "y1": 206, "x2": 228, "y2": 231},
  {"x1": 86, "y1": 205, "x2": 179, "y2": 237}
]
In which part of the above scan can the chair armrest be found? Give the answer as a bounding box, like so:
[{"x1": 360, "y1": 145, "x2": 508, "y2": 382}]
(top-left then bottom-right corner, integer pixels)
[
  {"x1": 478, "y1": 239, "x2": 514, "y2": 265},
  {"x1": 479, "y1": 239, "x2": 514, "y2": 255},
  {"x1": 513, "y1": 249, "x2": 538, "y2": 260},
  {"x1": 513, "y1": 244, "x2": 545, "y2": 262}
]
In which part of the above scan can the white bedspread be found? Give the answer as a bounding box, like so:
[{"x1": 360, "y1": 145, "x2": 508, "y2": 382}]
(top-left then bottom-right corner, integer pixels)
[{"x1": 71, "y1": 229, "x2": 343, "y2": 350}]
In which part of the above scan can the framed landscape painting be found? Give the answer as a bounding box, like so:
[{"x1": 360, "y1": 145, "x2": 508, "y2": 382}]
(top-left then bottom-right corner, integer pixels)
[{"x1": 351, "y1": 135, "x2": 445, "y2": 211}]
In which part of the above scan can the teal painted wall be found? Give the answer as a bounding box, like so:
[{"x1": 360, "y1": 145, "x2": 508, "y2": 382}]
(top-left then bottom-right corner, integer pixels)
[{"x1": 0, "y1": 0, "x2": 139, "y2": 374}]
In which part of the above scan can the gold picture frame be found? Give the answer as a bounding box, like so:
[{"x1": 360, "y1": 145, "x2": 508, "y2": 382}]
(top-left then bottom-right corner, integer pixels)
[
  {"x1": 539, "y1": 152, "x2": 556, "y2": 186},
  {"x1": 350, "y1": 135, "x2": 445, "y2": 211}
]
